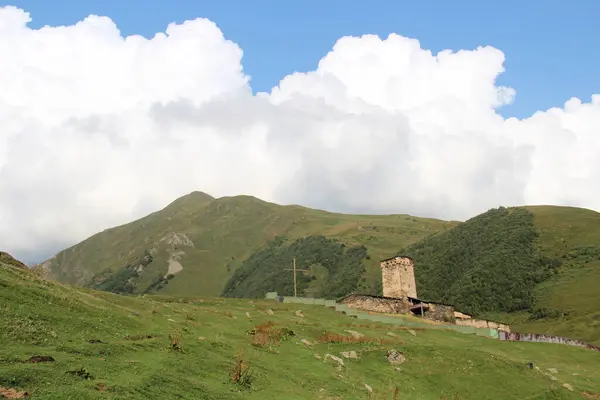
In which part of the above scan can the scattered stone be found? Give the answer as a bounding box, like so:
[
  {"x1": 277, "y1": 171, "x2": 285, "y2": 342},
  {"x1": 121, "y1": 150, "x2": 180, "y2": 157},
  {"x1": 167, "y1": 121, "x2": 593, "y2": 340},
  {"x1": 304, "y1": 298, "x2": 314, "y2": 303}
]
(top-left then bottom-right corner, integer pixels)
[
  {"x1": 526, "y1": 362, "x2": 534, "y2": 369},
  {"x1": 364, "y1": 383, "x2": 373, "y2": 393},
  {"x1": 572, "y1": 373, "x2": 579, "y2": 376},
  {"x1": 266, "y1": 309, "x2": 274, "y2": 315},
  {"x1": 548, "y1": 368, "x2": 558, "y2": 374},
  {"x1": 395, "y1": 367, "x2": 402, "y2": 372},
  {"x1": 295, "y1": 310, "x2": 305, "y2": 318},
  {"x1": 408, "y1": 330, "x2": 417, "y2": 336},
  {"x1": 198, "y1": 337, "x2": 206, "y2": 341},
  {"x1": 314, "y1": 354, "x2": 322, "y2": 360},
  {"x1": 245, "y1": 312, "x2": 251, "y2": 319},
  {"x1": 386, "y1": 332, "x2": 397, "y2": 337},
  {"x1": 386, "y1": 350, "x2": 405, "y2": 365},
  {"x1": 0, "y1": 387, "x2": 28, "y2": 399},
  {"x1": 344, "y1": 330, "x2": 364, "y2": 339},
  {"x1": 341, "y1": 351, "x2": 358, "y2": 359},
  {"x1": 562, "y1": 383, "x2": 573, "y2": 392},
  {"x1": 167, "y1": 319, "x2": 176, "y2": 322},
  {"x1": 336, "y1": 365, "x2": 343, "y2": 372},
  {"x1": 301, "y1": 339, "x2": 313, "y2": 346},
  {"x1": 130, "y1": 311, "x2": 140, "y2": 317},
  {"x1": 325, "y1": 354, "x2": 344, "y2": 367},
  {"x1": 25, "y1": 356, "x2": 54, "y2": 363}
]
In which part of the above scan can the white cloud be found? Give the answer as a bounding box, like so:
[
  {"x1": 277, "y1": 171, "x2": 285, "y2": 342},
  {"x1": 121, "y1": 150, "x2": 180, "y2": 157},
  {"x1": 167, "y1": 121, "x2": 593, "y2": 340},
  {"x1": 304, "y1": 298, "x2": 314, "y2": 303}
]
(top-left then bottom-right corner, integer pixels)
[{"x1": 1, "y1": 6, "x2": 600, "y2": 262}]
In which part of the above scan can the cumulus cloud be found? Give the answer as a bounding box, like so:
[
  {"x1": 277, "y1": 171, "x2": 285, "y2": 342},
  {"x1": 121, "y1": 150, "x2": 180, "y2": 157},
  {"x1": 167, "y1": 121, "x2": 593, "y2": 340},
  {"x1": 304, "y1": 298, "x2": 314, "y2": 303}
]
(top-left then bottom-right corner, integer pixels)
[{"x1": 1, "y1": 5, "x2": 600, "y2": 262}]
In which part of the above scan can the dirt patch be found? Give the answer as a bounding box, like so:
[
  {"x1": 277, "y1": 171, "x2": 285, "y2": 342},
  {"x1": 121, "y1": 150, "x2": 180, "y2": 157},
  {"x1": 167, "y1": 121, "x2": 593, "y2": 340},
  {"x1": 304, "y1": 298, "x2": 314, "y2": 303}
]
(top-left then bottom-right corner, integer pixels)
[
  {"x1": 24, "y1": 356, "x2": 54, "y2": 363},
  {"x1": 0, "y1": 387, "x2": 28, "y2": 399},
  {"x1": 124, "y1": 334, "x2": 159, "y2": 341},
  {"x1": 582, "y1": 392, "x2": 600, "y2": 399},
  {"x1": 66, "y1": 367, "x2": 94, "y2": 380}
]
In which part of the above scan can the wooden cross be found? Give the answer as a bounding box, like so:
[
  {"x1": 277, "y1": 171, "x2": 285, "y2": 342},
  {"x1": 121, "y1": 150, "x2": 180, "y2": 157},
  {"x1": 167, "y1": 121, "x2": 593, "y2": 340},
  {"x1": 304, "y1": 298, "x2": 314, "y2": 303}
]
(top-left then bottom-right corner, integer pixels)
[{"x1": 283, "y1": 257, "x2": 309, "y2": 297}]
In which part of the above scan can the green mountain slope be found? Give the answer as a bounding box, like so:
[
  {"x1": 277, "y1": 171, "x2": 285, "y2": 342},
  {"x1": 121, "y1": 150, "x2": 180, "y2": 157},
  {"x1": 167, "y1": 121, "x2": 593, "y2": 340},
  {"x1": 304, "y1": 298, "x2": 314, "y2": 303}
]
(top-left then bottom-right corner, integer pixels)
[
  {"x1": 41, "y1": 191, "x2": 455, "y2": 297},
  {"x1": 399, "y1": 205, "x2": 600, "y2": 345},
  {"x1": 222, "y1": 235, "x2": 370, "y2": 299},
  {"x1": 2, "y1": 256, "x2": 599, "y2": 399}
]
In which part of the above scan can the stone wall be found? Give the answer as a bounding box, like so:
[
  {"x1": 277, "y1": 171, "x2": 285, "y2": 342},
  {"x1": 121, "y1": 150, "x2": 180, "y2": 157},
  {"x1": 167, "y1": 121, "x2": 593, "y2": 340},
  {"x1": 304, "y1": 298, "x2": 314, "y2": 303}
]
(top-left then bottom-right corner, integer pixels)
[
  {"x1": 456, "y1": 317, "x2": 511, "y2": 332},
  {"x1": 499, "y1": 331, "x2": 599, "y2": 351},
  {"x1": 422, "y1": 303, "x2": 456, "y2": 323},
  {"x1": 380, "y1": 256, "x2": 417, "y2": 298},
  {"x1": 340, "y1": 294, "x2": 411, "y2": 314}
]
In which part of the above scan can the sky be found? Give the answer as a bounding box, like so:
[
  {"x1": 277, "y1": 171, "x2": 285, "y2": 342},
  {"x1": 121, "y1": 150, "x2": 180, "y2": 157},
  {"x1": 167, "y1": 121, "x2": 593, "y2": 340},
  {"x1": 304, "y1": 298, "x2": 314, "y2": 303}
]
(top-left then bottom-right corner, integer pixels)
[{"x1": 1, "y1": 1, "x2": 599, "y2": 262}]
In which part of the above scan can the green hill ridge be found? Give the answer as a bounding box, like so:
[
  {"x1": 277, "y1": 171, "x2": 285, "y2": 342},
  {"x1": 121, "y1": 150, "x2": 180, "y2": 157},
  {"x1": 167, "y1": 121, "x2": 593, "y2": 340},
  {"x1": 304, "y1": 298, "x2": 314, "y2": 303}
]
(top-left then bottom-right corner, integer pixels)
[
  {"x1": 2, "y1": 256, "x2": 599, "y2": 399},
  {"x1": 398, "y1": 206, "x2": 600, "y2": 345},
  {"x1": 40, "y1": 191, "x2": 455, "y2": 297}
]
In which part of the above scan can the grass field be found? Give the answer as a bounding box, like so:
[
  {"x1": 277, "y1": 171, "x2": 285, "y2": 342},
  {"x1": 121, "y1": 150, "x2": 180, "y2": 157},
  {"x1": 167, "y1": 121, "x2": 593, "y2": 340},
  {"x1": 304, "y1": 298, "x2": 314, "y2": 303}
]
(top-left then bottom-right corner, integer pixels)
[{"x1": 2, "y1": 260, "x2": 600, "y2": 399}]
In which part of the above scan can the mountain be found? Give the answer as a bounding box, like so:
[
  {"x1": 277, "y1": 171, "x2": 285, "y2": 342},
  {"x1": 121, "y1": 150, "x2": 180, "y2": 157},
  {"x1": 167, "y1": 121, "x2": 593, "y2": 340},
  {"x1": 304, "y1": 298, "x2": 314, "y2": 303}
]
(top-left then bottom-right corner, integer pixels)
[
  {"x1": 2, "y1": 255, "x2": 599, "y2": 399},
  {"x1": 41, "y1": 191, "x2": 455, "y2": 297},
  {"x1": 398, "y1": 205, "x2": 600, "y2": 345}
]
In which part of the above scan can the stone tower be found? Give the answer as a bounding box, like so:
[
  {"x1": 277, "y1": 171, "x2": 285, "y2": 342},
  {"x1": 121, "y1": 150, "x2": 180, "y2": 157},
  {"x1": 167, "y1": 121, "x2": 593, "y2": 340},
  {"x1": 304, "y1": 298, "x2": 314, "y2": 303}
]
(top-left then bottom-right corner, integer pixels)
[{"x1": 380, "y1": 256, "x2": 417, "y2": 299}]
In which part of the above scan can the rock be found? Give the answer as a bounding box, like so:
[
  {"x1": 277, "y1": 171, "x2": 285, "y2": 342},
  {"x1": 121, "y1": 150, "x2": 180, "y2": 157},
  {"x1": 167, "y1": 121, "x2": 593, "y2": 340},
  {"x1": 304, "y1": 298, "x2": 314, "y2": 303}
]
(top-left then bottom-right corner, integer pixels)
[
  {"x1": 386, "y1": 350, "x2": 405, "y2": 365},
  {"x1": 267, "y1": 309, "x2": 274, "y2": 315},
  {"x1": 526, "y1": 362, "x2": 534, "y2": 369},
  {"x1": 548, "y1": 368, "x2": 558, "y2": 374},
  {"x1": 301, "y1": 339, "x2": 313, "y2": 346},
  {"x1": 408, "y1": 330, "x2": 417, "y2": 336},
  {"x1": 344, "y1": 330, "x2": 364, "y2": 339},
  {"x1": 386, "y1": 332, "x2": 397, "y2": 337},
  {"x1": 325, "y1": 353, "x2": 344, "y2": 366},
  {"x1": 364, "y1": 383, "x2": 373, "y2": 393},
  {"x1": 562, "y1": 383, "x2": 573, "y2": 392},
  {"x1": 198, "y1": 337, "x2": 206, "y2": 341},
  {"x1": 314, "y1": 354, "x2": 322, "y2": 360},
  {"x1": 245, "y1": 312, "x2": 251, "y2": 318},
  {"x1": 167, "y1": 318, "x2": 176, "y2": 322},
  {"x1": 341, "y1": 351, "x2": 358, "y2": 359},
  {"x1": 295, "y1": 310, "x2": 305, "y2": 317}
]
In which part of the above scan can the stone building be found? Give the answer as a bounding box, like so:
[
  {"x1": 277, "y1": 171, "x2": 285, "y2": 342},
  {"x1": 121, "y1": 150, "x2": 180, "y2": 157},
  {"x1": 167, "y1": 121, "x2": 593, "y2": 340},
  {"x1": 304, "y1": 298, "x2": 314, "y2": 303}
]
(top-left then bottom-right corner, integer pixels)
[
  {"x1": 337, "y1": 254, "x2": 510, "y2": 331},
  {"x1": 380, "y1": 256, "x2": 417, "y2": 298}
]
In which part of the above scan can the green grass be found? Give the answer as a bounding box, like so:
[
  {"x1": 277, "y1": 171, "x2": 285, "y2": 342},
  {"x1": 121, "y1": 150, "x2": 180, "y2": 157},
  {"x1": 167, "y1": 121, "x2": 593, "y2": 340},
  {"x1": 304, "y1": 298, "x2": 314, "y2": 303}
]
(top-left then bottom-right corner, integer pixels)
[
  {"x1": 2, "y1": 262, "x2": 600, "y2": 399},
  {"x1": 41, "y1": 192, "x2": 456, "y2": 297}
]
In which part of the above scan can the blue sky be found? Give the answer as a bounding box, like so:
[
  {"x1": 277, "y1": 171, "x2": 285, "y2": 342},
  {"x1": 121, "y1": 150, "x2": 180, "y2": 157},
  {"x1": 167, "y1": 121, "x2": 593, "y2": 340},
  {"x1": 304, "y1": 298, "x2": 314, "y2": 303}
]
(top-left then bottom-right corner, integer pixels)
[{"x1": 3, "y1": 0, "x2": 600, "y2": 118}]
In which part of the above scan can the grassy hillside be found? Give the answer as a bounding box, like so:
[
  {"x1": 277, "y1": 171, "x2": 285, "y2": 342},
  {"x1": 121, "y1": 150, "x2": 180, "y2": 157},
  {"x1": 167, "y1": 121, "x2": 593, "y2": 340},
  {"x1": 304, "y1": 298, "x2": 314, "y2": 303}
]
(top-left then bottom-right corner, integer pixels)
[
  {"x1": 399, "y1": 206, "x2": 600, "y2": 345},
  {"x1": 2, "y1": 257, "x2": 600, "y2": 399},
  {"x1": 41, "y1": 191, "x2": 455, "y2": 297}
]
